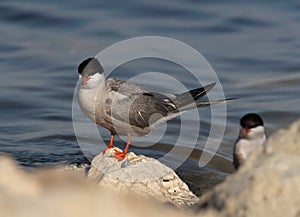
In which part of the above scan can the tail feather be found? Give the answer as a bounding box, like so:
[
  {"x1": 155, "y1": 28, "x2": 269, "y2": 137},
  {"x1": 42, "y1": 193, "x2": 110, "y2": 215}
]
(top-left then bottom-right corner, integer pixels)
[
  {"x1": 173, "y1": 82, "x2": 216, "y2": 108},
  {"x1": 180, "y1": 97, "x2": 238, "y2": 111},
  {"x1": 150, "y1": 97, "x2": 237, "y2": 128}
]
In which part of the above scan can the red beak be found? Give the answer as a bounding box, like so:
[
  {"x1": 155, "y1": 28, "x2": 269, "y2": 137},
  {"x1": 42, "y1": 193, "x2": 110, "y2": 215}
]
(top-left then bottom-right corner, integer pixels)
[
  {"x1": 82, "y1": 76, "x2": 90, "y2": 85},
  {"x1": 242, "y1": 128, "x2": 250, "y2": 137}
]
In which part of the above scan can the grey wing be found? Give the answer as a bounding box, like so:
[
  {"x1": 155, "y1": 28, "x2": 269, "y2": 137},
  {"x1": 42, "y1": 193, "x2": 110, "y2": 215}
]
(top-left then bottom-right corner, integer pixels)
[
  {"x1": 106, "y1": 78, "x2": 146, "y2": 95},
  {"x1": 112, "y1": 93, "x2": 179, "y2": 129},
  {"x1": 233, "y1": 152, "x2": 240, "y2": 170},
  {"x1": 127, "y1": 92, "x2": 179, "y2": 128},
  {"x1": 233, "y1": 139, "x2": 242, "y2": 170},
  {"x1": 105, "y1": 79, "x2": 179, "y2": 129}
]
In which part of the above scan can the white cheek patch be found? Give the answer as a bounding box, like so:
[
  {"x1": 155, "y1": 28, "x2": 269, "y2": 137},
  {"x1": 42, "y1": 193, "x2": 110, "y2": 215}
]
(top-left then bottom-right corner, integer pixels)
[{"x1": 248, "y1": 126, "x2": 264, "y2": 138}]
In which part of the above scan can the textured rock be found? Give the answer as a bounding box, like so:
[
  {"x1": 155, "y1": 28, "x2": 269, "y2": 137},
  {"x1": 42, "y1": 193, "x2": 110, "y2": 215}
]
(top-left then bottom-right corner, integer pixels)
[
  {"x1": 0, "y1": 156, "x2": 41, "y2": 196},
  {"x1": 88, "y1": 147, "x2": 199, "y2": 207},
  {"x1": 196, "y1": 119, "x2": 300, "y2": 217},
  {"x1": 0, "y1": 155, "x2": 193, "y2": 217},
  {"x1": 266, "y1": 119, "x2": 300, "y2": 155}
]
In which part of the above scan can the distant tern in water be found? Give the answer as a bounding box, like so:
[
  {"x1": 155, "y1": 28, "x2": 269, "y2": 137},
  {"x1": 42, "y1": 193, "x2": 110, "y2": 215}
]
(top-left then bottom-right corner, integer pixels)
[
  {"x1": 77, "y1": 57, "x2": 235, "y2": 160},
  {"x1": 233, "y1": 113, "x2": 266, "y2": 169}
]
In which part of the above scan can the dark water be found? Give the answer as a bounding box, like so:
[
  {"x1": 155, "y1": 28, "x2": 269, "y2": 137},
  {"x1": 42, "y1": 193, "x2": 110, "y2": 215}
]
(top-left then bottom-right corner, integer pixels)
[{"x1": 1, "y1": 0, "x2": 300, "y2": 194}]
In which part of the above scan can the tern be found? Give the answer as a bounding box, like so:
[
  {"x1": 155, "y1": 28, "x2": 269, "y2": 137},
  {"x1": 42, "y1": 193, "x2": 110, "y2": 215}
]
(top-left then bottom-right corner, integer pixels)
[
  {"x1": 77, "y1": 57, "x2": 234, "y2": 160},
  {"x1": 233, "y1": 113, "x2": 267, "y2": 169}
]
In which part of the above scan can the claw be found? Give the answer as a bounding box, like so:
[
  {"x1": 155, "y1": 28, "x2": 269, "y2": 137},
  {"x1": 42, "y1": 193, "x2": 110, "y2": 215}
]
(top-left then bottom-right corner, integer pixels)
[
  {"x1": 114, "y1": 150, "x2": 127, "y2": 161},
  {"x1": 113, "y1": 137, "x2": 131, "y2": 161}
]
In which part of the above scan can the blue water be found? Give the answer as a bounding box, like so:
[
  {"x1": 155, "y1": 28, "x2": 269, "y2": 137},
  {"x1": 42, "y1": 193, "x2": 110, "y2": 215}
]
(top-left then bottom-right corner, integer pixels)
[{"x1": 1, "y1": 0, "x2": 300, "y2": 192}]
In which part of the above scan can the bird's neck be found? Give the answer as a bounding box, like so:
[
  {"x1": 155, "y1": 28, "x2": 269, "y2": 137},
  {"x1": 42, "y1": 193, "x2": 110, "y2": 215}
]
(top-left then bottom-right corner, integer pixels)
[{"x1": 78, "y1": 82, "x2": 106, "y2": 122}]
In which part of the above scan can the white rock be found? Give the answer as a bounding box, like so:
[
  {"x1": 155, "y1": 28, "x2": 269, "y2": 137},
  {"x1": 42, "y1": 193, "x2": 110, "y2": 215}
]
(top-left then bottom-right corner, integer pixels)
[
  {"x1": 0, "y1": 155, "x2": 191, "y2": 217},
  {"x1": 88, "y1": 147, "x2": 199, "y2": 207}
]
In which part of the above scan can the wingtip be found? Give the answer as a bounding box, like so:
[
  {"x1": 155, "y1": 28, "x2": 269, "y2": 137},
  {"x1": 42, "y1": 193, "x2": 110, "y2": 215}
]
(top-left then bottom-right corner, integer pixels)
[
  {"x1": 209, "y1": 81, "x2": 217, "y2": 87},
  {"x1": 204, "y1": 82, "x2": 217, "y2": 92},
  {"x1": 225, "y1": 97, "x2": 239, "y2": 102}
]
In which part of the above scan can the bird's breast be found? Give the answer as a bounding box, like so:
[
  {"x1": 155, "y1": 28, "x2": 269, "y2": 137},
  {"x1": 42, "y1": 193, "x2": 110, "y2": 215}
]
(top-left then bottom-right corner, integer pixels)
[{"x1": 78, "y1": 87, "x2": 98, "y2": 122}]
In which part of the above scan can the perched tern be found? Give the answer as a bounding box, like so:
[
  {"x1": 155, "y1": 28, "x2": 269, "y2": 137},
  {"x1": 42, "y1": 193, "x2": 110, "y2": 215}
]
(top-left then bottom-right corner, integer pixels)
[
  {"x1": 233, "y1": 113, "x2": 266, "y2": 169},
  {"x1": 77, "y1": 57, "x2": 235, "y2": 160}
]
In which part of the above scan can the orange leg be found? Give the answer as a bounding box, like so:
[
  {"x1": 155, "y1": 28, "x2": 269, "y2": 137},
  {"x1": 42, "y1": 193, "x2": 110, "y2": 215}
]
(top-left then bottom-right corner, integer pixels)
[
  {"x1": 102, "y1": 134, "x2": 115, "y2": 153},
  {"x1": 114, "y1": 137, "x2": 131, "y2": 161}
]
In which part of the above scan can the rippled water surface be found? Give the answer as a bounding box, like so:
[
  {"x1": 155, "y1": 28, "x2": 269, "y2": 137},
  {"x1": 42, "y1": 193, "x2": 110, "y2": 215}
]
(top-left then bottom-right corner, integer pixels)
[{"x1": 1, "y1": 0, "x2": 300, "y2": 193}]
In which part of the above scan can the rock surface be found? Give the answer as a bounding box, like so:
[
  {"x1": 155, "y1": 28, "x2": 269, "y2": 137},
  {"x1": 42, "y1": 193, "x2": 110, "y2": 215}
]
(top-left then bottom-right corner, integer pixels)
[
  {"x1": 0, "y1": 156, "x2": 192, "y2": 217},
  {"x1": 266, "y1": 118, "x2": 300, "y2": 155},
  {"x1": 88, "y1": 147, "x2": 199, "y2": 207}
]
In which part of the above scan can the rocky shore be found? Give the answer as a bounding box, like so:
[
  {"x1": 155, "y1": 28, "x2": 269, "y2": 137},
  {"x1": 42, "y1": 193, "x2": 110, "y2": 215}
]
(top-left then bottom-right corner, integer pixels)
[{"x1": 1, "y1": 119, "x2": 300, "y2": 217}]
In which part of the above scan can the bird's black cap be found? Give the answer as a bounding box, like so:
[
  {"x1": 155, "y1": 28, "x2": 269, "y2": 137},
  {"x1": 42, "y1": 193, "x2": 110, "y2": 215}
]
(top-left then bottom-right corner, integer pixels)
[
  {"x1": 240, "y1": 113, "x2": 264, "y2": 129},
  {"x1": 78, "y1": 57, "x2": 104, "y2": 76}
]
